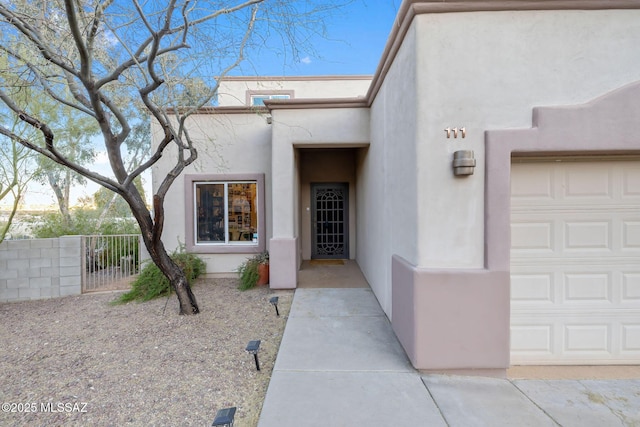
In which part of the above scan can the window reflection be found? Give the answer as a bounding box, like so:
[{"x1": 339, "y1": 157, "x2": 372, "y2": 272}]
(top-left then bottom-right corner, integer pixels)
[{"x1": 195, "y1": 182, "x2": 257, "y2": 244}]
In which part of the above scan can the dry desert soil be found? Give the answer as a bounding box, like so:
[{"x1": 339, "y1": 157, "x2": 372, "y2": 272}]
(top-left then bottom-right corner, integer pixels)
[{"x1": 0, "y1": 278, "x2": 292, "y2": 427}]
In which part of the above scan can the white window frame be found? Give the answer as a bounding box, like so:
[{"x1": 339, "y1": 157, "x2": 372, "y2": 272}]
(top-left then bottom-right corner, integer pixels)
[
  {"x1": 185, "y1": 174, "x2": 265, "y2": 254},
  {"x1": 246, "y1": 90, "x2": 294, "y2": 106}
]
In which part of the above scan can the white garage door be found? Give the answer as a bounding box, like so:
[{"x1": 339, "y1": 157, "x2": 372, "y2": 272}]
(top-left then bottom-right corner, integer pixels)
[{"x1": 510, "y1": 160, "x2": 640, "y2": 365}]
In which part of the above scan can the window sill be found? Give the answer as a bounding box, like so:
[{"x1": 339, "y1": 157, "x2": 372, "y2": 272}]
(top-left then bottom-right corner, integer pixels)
[{"x1": 186, "y1": 243, "x2": 264, "y2": 254}]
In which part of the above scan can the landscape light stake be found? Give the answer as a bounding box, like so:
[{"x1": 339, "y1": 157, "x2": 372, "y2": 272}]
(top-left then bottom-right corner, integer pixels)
[
  {"x1": 269, "y1": 296, "x2": 280, "y2": 316},
  {"x1": 211, "y1": 406, "x2": 236, "y2": 427},
  {"x1": 246, "y1": 340, "x2": 261, "y2": 371}
]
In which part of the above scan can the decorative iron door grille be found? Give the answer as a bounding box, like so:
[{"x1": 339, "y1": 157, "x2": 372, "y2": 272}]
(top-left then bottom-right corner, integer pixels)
[{"x1": 311, "y1": 183, "x2": 349, "y2": 259}]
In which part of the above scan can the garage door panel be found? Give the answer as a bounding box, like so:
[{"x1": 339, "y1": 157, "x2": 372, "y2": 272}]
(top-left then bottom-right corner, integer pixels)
[
  {"x1": 564, "y1": 324, "x2": 610, "y2": 353},
  {"x1": 511, "y1": 325, "x2": 553, "y2": 354},
  {"x1": 511, "y1": 221, "x2": 554, "y2": 251},
  {"x1": 624, "y1": 222, "x2": 640, "y2": 248},
  {"x1": 623, "y1": 273, "x2": 640, "y2": 300},
  {"x1": 511, "y1": 274, "x2": 553, "y2": 303},
  {"x1": 564, "y1": 221, "x2": 611, "y2": 251},
  {"x1": 511, "y1": 163, "x2": 554, "y2": 199},
  {"x1": 623, "y1": 167, "x2": 640, "y2": 196},
  {"x1": 513, "y1": 260, "x2": 636, "y2": 270},
  {"x1": 622, "y1": 325, "x2": 640, "y2": 352},
  {"x1": 511, "y1": 312, "x2": 640, "y2": 363},
  {"x1": 511, "y1": 160, "x2": 640, "y2": 364},
  {"x1": 513, "y1": 265, "x2": 638, "y2": 307},
  {"x1": 564, "y1": 166, "x2": 612, "y2": 199},
  {"x1": 513, "y1": 215, "x2": 635, "y2": 255},
  {"x1": 564, "y1": 273, "x2": 611, "y2": 302}
]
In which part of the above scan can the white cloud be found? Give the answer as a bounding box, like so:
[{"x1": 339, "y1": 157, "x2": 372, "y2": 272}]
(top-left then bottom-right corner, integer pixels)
[{"x1": 300, "y1": 56, "x2": 312, "y2": 65}]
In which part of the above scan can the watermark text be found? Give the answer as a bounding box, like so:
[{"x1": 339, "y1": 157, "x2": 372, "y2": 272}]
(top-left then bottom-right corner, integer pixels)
[{"x1": 2, "y1": 402, "x2": 88, "y2": 413}]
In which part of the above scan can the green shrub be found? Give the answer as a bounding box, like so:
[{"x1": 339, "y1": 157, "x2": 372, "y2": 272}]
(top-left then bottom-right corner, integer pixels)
[
  {"x1": 237, "y1": 251, "x2": 269, "y2": 291},
  {"x1": 237, "y1": 258, "x2": 260, "y2": 291},
  {"x1": 30, "y1": 209, "x2": 140, "y2": 238},
  {"x1": 113, "y1": 251, "x2": 206, "y2": 304},
  {"x1": 30, "y1": 210, "x2": 96, "y2": 237}
]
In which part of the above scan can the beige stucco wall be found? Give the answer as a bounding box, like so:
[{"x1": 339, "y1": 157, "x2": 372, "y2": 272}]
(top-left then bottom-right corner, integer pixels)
[
  {"x1": 270, "y1": 107, "x2": 370, "y2": 237},
  {"x1": 218, "y1": 76, "x2": 372, "y2": 106},
  {"x1": 413, "y1": 9, "x2": 640, "y2": 269},
  {"x1": 269, "y1": 108, "x2": 370, "y2": 285},
  {"x1": 358, "y1": 24, "x2": 418, "y2": 315},
  {"x1": 358, "y1": 6, "x2": 640, "y2": 319},
  {"x1": 151, "y1": 112, "x2": 272, "y2": 273},
  {"x1": 380, "y1": 6, "x2": 640, "y2": 370}
]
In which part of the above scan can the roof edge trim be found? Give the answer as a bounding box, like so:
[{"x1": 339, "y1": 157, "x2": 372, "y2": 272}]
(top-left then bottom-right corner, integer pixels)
[
  {"x1": 264, "y1": 97, "x2": 368, "y2": 110},
  {"x1": 217, "y1": 75, "x2": 373, "y2": 82}
]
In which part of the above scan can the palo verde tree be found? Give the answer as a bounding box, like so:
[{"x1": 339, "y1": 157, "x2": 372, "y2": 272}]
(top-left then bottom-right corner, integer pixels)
[
  {"x1": 0, "y1": 56, "x2": 39, "y2": 243},
  {"x1": 0, "y1": 0, "x2": 346, "y2": 314},
  {"x1": 33, "y1": 102, "x2": 98, "y2": 225},
  {"x1": 0, "y1": 120, "x2": 35, "y2": 243}
]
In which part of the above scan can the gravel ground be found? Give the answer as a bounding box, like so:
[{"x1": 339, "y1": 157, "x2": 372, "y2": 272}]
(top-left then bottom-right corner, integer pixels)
[{"x1": 0, "y1": 278, "x2": 292, "y2": 427}]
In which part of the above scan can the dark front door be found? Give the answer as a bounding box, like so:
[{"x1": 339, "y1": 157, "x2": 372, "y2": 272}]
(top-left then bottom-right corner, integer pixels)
[{"x1": 311, "y1": 183, "x2": 349, "y2": 259}]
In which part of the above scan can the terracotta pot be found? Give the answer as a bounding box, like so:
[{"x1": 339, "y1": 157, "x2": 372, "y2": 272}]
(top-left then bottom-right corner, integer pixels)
[{"x1": 257, "y1": 263, "x2": 269, "y2": 286}]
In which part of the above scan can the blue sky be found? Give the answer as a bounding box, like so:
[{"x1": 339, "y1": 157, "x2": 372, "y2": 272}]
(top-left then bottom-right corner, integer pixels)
[
  {"x1": 14, "y1": 1, "x2": 401, "y2": 211},
  {"x1": 235, "y1": 0, "x2": 400, "y2": 76}
]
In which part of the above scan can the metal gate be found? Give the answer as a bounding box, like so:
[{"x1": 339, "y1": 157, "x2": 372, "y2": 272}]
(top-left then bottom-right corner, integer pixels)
[
  {"x1": 82, "y1": 234, "x2": 141, "y2": 293},
  {"x1": 311, "y1": 183, "x2": 349, "y2": 259}
]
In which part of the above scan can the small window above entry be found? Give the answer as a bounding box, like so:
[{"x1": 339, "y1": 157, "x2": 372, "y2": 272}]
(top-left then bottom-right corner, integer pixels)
[
  {"x1": 247, "y1": 90, "x2": 294, "y2": 106},
  {"x1": 250, "y1": 94, "x2": 290, "y2": 106}
]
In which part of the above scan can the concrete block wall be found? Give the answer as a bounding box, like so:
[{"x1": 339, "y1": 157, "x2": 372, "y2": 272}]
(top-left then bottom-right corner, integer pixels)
[{"x1": 0, "y1": 236, "x2": 82, "y2": 303}]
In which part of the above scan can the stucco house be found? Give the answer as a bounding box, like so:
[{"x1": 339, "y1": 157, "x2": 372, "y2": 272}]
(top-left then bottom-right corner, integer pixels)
[{"x1": 152, "y1": 0, "x2": 640, "y2": 374}]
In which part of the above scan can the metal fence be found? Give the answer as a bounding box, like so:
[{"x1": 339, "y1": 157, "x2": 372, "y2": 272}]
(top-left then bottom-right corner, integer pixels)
[{"x1": 81, "y1": 234, "x2": 142, "y2": 293}]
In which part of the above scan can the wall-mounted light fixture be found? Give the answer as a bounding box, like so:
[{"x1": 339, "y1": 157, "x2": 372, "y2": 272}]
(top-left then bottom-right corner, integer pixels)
[{"x1": 452, "y1": 150, "x2": 476, "y2": 176}]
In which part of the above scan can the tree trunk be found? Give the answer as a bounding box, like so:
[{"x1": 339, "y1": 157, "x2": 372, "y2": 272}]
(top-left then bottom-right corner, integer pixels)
[
  {"x1": 172, "y1": 273, "x2": 200, "y2": 315},
  {"x1": 47, "y1": 171, "x2": 70, "y2": 224},
  {"x1": 143, "y1": 227, "x2": 199, "y2": 315}
]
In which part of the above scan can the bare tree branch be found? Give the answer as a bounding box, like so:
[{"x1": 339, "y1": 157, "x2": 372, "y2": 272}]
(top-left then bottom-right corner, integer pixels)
[
  {"x1": 0, "y1": 0, "x2": 350, "y2": 315},
  {"x1": 0, "y1": 45, "x2": 94, "y2": 116},
  {"x1": 0, "y1": 88, "x2": 121, "y2": 193},
  {"x1": 0, "y1": 4, "x2": 78, "y2": 76}
]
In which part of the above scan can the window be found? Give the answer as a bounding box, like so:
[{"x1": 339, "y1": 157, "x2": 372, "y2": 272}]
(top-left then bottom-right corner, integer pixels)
[
  {"x1": 246, "y1": 90, "x2": 294, "y2": 106},
  {"x1": 195, "y1": 181, "x2": 258, "y2": 244},
  {"x1": 185, "y1": 174, "x2": 265, "y2": 254},
  {"x1": 251, "y1": 94, "x2": 290, "y2": 106}
]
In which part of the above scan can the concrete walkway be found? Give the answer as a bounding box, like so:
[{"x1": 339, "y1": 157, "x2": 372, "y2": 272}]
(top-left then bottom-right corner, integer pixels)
[{"x1": 258, "y1": 287, "x2": 640, "y2": 426}]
